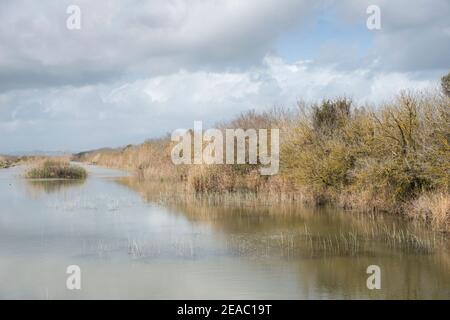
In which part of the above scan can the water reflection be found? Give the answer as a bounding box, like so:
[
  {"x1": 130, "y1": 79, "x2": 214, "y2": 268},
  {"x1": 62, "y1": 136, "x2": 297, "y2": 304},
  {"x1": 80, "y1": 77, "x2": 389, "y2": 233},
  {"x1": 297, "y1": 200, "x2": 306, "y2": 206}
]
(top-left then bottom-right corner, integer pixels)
[
  {"x1": 0, "y1": 165, "x2": 448, "y2": 299},
  {"x1": 118, "y1": 177, "x2": 450, "y2": 299},
  {"x1": 26, "y1": 179, "x2": 86, "y2": 195}
]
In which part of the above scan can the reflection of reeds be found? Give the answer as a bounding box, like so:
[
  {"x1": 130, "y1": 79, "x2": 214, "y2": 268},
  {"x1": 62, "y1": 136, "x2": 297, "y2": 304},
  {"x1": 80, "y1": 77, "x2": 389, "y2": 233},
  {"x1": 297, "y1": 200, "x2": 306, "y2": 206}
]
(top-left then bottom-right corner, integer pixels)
[
  {"x1": 26, "y1": 179, "x2": 86, "y2": 195},
  {"x1": 224, "y1": 224, "x2": 447, "y2": 260},
  {"x1": 68, "y1": 175, "x2": 449, "y2": 299},
  {"x1": 117, "y1": 177, "x2": 449, "y2": 258},
  {"x1": 111, "y1": 174, "x2": 450, "y2": 299}
]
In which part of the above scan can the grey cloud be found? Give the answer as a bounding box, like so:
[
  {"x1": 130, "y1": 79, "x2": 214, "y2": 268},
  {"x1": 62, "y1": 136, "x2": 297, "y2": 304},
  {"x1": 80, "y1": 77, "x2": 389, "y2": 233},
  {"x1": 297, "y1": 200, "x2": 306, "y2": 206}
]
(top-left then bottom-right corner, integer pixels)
[
  {"x1": 0, "y1": 0, "x2": 314, "y2": 91},
  {"x1": 1, "y1": 0, "x2": 447, "y2": 93},
  {"x1": 335, "y1": 0, "x2": 450, "y2": 72},
  {"x1": 0, "y1": 0, "x2": 448, "y2": 153},
  {"x1": 0, "y1": 58, "x2": 436, "y2": 153}
]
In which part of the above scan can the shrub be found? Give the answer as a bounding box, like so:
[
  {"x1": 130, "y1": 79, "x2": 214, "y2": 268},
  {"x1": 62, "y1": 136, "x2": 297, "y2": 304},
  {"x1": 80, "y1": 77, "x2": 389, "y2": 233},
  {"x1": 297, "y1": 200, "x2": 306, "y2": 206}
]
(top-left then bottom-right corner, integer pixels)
[
  {"x1": 312, "y1": 98, "x2": 352, "y2": 134},
  {"x1": 283, "y1": 98, "x2": 358, "y2": 200}
]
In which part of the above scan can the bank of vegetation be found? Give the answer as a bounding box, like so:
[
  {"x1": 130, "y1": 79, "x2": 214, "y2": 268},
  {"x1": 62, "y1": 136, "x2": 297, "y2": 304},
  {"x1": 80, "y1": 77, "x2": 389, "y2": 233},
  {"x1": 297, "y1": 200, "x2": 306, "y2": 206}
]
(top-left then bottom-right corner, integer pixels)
[
  {"x1": 26, "y1": 160, "x2": 87, "y2": 180},
  {"x1": 0, "y1": 155, "x2": 21, "y2": 169},
  {"x1": 74, "y1": 73, "x2": 450, "y2": 231}
]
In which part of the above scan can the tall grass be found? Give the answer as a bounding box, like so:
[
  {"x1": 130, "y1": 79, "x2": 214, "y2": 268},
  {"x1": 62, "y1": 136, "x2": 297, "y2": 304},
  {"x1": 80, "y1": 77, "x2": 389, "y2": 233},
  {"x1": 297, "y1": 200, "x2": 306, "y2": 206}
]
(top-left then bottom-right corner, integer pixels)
[
  {"x1": 73, "y1": 86, "x2": 450, "y2": 231},
  {"x1": 26, "y1": 160, "x2": 87, "y2": 179},
  {"x1": 408, "y1": 192, "x2": 450, "y2": 232}
]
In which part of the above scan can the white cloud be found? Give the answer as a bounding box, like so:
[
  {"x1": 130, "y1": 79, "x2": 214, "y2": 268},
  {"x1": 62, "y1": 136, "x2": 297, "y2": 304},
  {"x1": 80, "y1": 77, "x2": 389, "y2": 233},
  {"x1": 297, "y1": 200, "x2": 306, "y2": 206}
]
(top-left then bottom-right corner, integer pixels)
[
  {"x1": 0, "y1": 55, "x2": 437, "y2": 152},
  {"x1": 0, "y1": 0, "x2": 314, "y2": 91},
  {"x1": 0, "y1": 0, "x2": 448, "y2": 152},
  {"x1": 335, "y1": 0, "x2": 450, "y2": 71}
]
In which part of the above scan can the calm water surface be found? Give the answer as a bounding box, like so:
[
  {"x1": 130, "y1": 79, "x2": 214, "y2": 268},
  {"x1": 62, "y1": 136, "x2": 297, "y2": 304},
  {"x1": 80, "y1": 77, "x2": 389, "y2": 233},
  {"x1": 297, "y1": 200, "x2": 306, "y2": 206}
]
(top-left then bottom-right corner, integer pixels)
[{"x1": 0, "y1": 164, "x2": 449, "y2": 299}]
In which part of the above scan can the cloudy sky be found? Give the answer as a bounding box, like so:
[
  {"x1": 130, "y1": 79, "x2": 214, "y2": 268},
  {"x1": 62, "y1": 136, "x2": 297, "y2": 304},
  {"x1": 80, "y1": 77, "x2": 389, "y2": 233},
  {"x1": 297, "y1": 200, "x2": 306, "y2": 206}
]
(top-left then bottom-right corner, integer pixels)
[{"x1": 0, "y1": 0, "x2": 449, "y2": 153}]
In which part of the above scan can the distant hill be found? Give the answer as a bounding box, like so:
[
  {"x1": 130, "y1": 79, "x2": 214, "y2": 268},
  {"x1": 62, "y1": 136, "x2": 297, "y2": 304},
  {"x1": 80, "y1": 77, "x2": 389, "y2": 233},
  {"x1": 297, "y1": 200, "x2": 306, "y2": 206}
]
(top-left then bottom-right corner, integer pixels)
[{"x1": 3, "y1": 150, "x2": 73, "y2": 157}]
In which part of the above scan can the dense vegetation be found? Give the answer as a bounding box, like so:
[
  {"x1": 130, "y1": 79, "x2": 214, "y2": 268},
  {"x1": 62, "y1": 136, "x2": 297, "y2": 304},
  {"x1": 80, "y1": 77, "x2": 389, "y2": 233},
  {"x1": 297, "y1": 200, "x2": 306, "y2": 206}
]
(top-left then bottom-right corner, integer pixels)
[
  {"x1": 26, "y1": 160, "x2": 87, "y2": 179},
  {"x1": 74, "y1": 74, "x2": 450, "y2": 231}
]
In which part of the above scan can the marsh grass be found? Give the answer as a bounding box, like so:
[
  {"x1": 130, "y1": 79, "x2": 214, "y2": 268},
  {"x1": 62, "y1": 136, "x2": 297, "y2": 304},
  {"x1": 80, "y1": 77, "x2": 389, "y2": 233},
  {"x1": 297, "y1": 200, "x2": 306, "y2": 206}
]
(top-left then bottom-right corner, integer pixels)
[
  {"x1": 74, "y1": 85, "x2": 450, "y2": 231},
  {"x1": 26, "y1": 160, "x2": 87, "y2": 179},
  {"x1": 408, "y1": 192, "x2": 450, "y2": 232}
]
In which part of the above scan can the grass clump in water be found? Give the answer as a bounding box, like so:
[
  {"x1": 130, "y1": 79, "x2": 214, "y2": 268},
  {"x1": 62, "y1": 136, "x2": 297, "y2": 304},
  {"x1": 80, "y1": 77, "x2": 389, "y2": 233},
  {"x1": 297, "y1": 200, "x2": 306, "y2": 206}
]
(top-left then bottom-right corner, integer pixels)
[{"x1": 26, "y1": 160, "x2": 87, "y2": 179}]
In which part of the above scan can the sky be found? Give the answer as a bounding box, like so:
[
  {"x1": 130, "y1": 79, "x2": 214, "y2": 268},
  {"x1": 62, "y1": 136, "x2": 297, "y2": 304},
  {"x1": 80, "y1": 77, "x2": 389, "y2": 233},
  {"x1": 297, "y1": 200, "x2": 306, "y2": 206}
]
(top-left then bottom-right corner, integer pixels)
[{"x1": 0, "y1": 0, "x2": 449, "y2": 153}]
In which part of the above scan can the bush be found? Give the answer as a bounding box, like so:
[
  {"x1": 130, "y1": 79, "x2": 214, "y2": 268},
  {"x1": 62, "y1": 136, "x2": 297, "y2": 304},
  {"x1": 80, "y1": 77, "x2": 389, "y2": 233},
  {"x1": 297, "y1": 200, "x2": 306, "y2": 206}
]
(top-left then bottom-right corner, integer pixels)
[
  {"x1": 312, "y1": 98, "x2": 352, "y2": 134},
  {"x1": 283, "y1": 98, "x2": 358, "y2": 199},
  {"x1": 283, "y1": 92, "x2": 449, "y2": 212}
]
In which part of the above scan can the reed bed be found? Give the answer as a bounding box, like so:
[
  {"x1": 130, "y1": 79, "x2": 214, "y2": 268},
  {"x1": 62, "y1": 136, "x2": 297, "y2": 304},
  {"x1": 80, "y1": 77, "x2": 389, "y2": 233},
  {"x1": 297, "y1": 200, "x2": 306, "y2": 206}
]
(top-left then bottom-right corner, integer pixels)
[
  {"x1": 74, "y1": 77, "x2": 450, "y2": 231},
  {"x1": 26, "y1": 160, "x2": 87, "y2": 179}
]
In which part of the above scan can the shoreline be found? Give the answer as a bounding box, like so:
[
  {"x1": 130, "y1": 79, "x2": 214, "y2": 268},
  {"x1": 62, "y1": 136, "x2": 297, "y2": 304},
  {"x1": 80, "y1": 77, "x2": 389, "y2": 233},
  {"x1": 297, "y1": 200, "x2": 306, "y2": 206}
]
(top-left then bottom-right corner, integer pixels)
[{"x1": 74, "y1": 159, "x2": 450, "y2": 234}]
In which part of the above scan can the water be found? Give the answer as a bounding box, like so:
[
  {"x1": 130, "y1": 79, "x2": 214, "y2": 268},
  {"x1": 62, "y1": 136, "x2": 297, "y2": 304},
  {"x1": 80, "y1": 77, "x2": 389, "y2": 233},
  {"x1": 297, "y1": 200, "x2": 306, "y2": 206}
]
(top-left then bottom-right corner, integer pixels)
[{"x1": 0, "y1": 164, "x2": 449, "y2": 299}]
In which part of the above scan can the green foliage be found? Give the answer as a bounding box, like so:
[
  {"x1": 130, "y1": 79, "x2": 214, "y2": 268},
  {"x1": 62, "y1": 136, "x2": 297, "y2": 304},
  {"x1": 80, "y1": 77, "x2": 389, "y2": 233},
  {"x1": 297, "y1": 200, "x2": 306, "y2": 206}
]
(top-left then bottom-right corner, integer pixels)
[
  {"x1": 312, "y1": 98, "x2": 351, "y2": 134},
  {"x1": 283, "y1": 99, "x2": 358, "y2": 196},
  {"x1": 283, "y1": 93, "x2": 449, "y2": 208}
]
